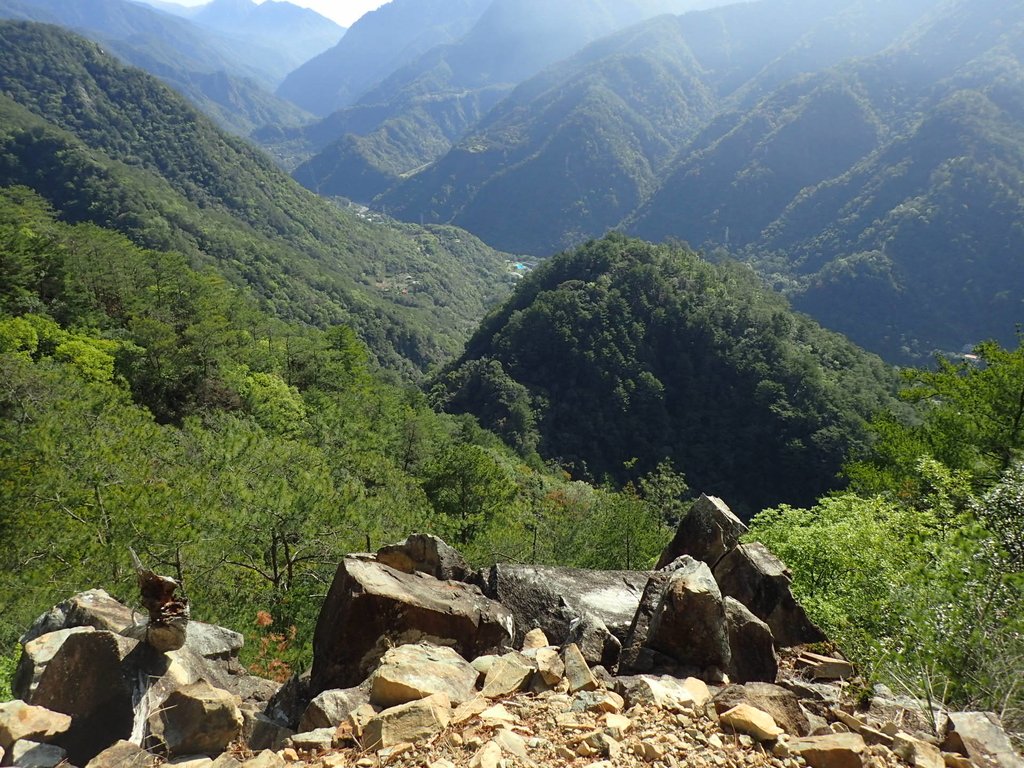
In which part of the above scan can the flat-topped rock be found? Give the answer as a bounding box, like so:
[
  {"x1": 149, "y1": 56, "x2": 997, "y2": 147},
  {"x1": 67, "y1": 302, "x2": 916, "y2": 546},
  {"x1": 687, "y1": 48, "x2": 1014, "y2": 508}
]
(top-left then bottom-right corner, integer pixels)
[
  {"x1": 312, "y1": 557, "x2": 513, "y2": 694},
  {"x1": 370, "y1": 643, "x2": 478, "y2": 708}
]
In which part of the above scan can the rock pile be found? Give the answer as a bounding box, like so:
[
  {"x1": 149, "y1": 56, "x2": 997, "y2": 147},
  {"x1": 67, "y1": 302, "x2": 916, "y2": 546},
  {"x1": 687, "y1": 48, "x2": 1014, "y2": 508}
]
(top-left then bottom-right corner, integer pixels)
[{"x1": 0, "y1": 495, "x2": 1020, "y2": 768}]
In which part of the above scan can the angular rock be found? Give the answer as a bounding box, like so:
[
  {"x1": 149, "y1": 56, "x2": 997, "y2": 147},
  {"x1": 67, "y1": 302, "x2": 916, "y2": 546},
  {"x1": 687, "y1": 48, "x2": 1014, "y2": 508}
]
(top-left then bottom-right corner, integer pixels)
[
  {"x1": 484, "y1": 563, "x2": 648, "y2": 667},
  {"x1": 786, "y1": 732, "x2": 867, "y2": 768},
  {"x1": 619, "y1": 571, "x2": 672, "y2": 673},
  {"x1": 361, "y1": 693, "x2": 451, "y2": 751},
  {"x1": 246, "y1": 712, "x2": 293, "y2": 752},
  {"x1": 943, "y1": 712, "x2": 1024, "y2": 768},
  {"x1": 29, "y1": 630, "x2": 140, "y2": 764},
  {"x1": 376, "y1": 533, "x2": 471, "y2": 582},
  {"x1": 714, "y1": 683, "x2": 810, "y2": 736},
  {"x1": 185, "y1": 623, "x2": 244, "y2": 661},
  {"x1": 645, "y1": 557, "x2": 731, "y2": 673},
  {"x1": 868, "y1": 686, "x2": 945, "y2": 736},
  {"x1": 299, "y1": 685, "x2": 371, "y2": 732},
  {"x1": 713, "y1": 543, "x2": 826, "y2": 647},
  {"x1": 481, "y1": 651, "x2": 535, "y2": 698},
  {"x1": 12, "y1": 626, "x2": 96, "y2": 700},
  {"x1": 10, "y1": 739, "x2": 68, "y2": 768},
  {"x1": 655, "y1": 494, "x2": 748, "y2": 569},
  {"x1": 615, "y1": 675, "x2": 712, "y2": 712},
  {"x1": 725, "y1": 597, "x2": 778, "y2": 683},
  {"x1": 720, "y1": 704, "x2": 785, "y2": 741},
  {"x1": 148, "y1": 680, "x2": 243, "y2": 757},
  {"x1": 312, "y1": 557, "x2": 513, "y2": 693},
  {"x1": 288, "y1": 727, "x2": 336, "y2": 751},
  {"x1": 370, "y1": 643, "x2": 478, "y2": 708},
  {"x1": 521, "y1": 628, "x2": 549, "y2": 651},
  {"x1": 796, "y1": 652, "x2": 856, "y2": 681},
  {"x1": 535, "y1": 647, "x2": 565, "y2": 686},
  {"x1": 563, "y1": 643, "x2": 599, "y2": 693},
  {"x1": 893, "y1": 731, "x2": 945, "y2": 768},
  {"x1": 210, "y1": 756, "x2": 243, "y2": 768},
  {"x1": 240, "y1": 750, "x2": 286, "y2": 768},
  {"x1": 85, "y1": 740, "x2": 161, "y2": 768},
  {"x1": 0, "y1": 700, "x2": 72, "y2": 752},
  {"x1": 22, "y1": 590, "x2": 136, "y2": 644}
]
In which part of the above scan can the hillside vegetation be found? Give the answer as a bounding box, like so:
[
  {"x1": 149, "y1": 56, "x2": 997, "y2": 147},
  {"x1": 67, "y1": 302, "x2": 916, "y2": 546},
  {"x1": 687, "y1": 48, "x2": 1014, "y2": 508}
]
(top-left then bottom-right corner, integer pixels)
[
  {"x1": 0, "y1": 21, "x2": 515, "y2": 375},
  {"x1": 434, "y1": 234, "x2": 898, "y2": 515}
]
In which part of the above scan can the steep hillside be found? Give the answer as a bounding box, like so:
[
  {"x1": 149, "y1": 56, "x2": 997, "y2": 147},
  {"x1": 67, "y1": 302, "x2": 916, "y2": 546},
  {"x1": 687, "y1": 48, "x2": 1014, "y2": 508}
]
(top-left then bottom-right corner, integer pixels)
[
  {"x1": 0, "y1": 21, "x2": 515, "y2": 374},
  {"x1": 279, "y1": 0, "x2": 715, "y2": 202},
  {"x1": 277, "y1": 0, "x2": 492, "y2": 116},
  {"x1": 0, "y1": 0, "x2": 312, "y2": 134},
  {"x1": 377, "y1": 0, "x2": 938, "y2": 253},
  {"x1": 435, "y1": 234, "x2": 897, "y2": 516},
  {"x1": 630, "y1": 0, "x2": 1024, "y2": 359},
  {"x1": 189, "y1": 0, "x2": 345, "y2": 76}
]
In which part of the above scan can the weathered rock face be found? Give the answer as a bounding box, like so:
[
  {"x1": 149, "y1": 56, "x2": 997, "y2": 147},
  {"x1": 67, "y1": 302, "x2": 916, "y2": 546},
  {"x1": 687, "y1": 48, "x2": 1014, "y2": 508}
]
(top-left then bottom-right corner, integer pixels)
[
  {"x1": 785, "y1": 732, "x2": 868, "y2": 768},
  {"x1": 484, "y1": 563, "x2": 648, "y2": 668},
  {"x1": 645, "y1": 557, "x2": 731, "y2": 674},
  {"x1": 29, "y1": 630, "x2": 140, "y2": 764},
  {"x1": 299, "y1": 685, "x2": 371, "y2": 732},
  {"x1": 481, "y1": 652, "x2": 535, "y2": 698},
  {"x1": 724, "y1": 598, "x2": 778, "y2": 684},
  {"x1": 13, "y1": 627, "x2": 96, "y2": 700},
  {"x1": 360, "y1": 693, "x2": 452, "y2": 751},
  {"x1": 376, "y1": 534, "x2": 472, "y2": 582},
  {"x1": 713, "y1": 543, "x2": 826, "y2": 647},
  {"x1": 147, "y1": 681, "x2": 243, "y2": 757},
  {"x1": 619, "y1": 571, "x2": 672, "y2": 674},
  {"x1": 370, "y1": 643, "x2": 479, "y2": 708},
  {"x1": 311, "y1": 557, "x2": 514, "y2": 694},
  {"x1": 943, "y1": 712, "x2": 1024, "y2": 768},
  {"x1": 656, "y1": 494, "x2": 749, "y2": 569}
]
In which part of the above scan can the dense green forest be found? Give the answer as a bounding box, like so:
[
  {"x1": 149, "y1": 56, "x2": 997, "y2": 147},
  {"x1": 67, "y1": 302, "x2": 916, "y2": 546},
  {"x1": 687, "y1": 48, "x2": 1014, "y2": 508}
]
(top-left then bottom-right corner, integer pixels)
[
  {"x1": 0, "y1": 21, "x2": 516, "y2": 376},
  {"x1": 435, "y1": 234, "x2": 898, "y2": 515},
  {"x1": 0, "y1": 186, "x2": 677, "y2": 684}
]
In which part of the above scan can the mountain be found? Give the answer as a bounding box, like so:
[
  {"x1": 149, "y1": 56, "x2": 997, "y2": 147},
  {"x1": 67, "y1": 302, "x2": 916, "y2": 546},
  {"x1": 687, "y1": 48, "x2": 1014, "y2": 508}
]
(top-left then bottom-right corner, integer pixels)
[
  {"x1": 0, "y1": 0, "x2": 313, "y2": 134},
  {"x1": 629, "y1": 0, "x2": 1024, "y2": 360},
  {"x1": 279, "y1": 0, "x2": 721, "y2": 203},
  {"x1": 0, "y1": 21, "x2": 516, "y2": 374},
  {"x1": 277, "y1": 0, "x2": 493, "y2": 117},
  {"x1": 189, "y1": 0, "x2": 345, "y2": 77},
  {"x1": 434, "y1": 234, "x2": 898, "y2": 516}
]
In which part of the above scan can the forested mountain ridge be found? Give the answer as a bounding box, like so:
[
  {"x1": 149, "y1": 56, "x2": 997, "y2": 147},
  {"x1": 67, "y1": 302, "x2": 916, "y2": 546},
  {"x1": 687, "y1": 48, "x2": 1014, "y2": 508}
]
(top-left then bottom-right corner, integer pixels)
[
  {"x1": 434, "y1": 234, "x2": 899, "y2": 516},
  {"x1": 0, "y1": 21, "x2": 515, "y2": 375},
  {"x1": 0, "y1": 0, "x2": 314, "y2": 135},
  {"x1": 275, "y1": 0, "x2": 721, "y2": 202}
]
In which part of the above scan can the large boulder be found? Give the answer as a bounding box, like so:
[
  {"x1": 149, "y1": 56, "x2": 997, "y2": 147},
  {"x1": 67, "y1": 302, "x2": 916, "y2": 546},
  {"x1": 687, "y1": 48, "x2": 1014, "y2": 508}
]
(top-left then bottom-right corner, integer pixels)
[
  {"x1": 370, "y1": 643, "x2": 478, "y2": 708},
  {"x1": 12, "y1": 627, "x2": 96, "y2": 700},
  {"x1": 484, "y1": 563, "x2": 648, "y2": 668},
  {"x1": 724, "y1": 597, "x2": 778, "y2": 683},
  {"x1": 942, "y1": 712, "x2": 1024, "y2": 768},
  {"x1": 376, "y1": 534, "x2": 472, "y2": 582},
  {"x1": 360, "y1": 694, "x2": 452, "y2": 751},
  {"x1": 311, "y1": 556, "x2": 514, "y2": 694},
  {"x1": 655, "y1": 494, "x2": 748, "y2": 569},
  {"x1": 644, "y1": 557, "x2": 731, "y2": 675},
  {"x1": 147, "y1": 680, "x2": 243, "y2": 757},
  {"x1": 21, "y1": 590, "x2": 136, "y2": 644},
  {"x1": 713, "y1": 543, "x2": 826, "y2": 647},
  {"x1": 28, "y1": 630, "x2": 140, "y2": 765}
]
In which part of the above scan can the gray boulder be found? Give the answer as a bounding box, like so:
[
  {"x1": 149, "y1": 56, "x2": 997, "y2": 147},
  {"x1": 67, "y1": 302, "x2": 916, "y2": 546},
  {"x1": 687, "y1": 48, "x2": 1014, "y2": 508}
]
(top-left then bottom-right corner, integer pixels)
[
  {"x1": 299, "y1": 684, "x2": 371, "y2": 732},
  {"x1": 713, "y1": 543, "x2": 825, "y2": 647},
  {"x1": 724, "y1": 597, "x2": 778, "y2": 683},
  {"x1": 655, "y1": 494, "x2": 748, "y2": 569},
  {"x1": 10, "y1": 739, "x2": 68, "y2": 768},
  {"x1": 942, "y1": 712, "x2": 1024, "y2": 768},
  {"x1": 644, "y1": 557, "x2": 731, "y2": 674},
  {"x1": 619, "y1": 571, "x2": 673, "y2": 674},
  {"x1": 311, "y1": 556, "x2": 513, "y2": 694},
  {"x1": 484, "y1": 563, "x2": 648, "y2": 668},
  {"x1": 376, "y1": 533, "x2": 471, "y2": 582}
]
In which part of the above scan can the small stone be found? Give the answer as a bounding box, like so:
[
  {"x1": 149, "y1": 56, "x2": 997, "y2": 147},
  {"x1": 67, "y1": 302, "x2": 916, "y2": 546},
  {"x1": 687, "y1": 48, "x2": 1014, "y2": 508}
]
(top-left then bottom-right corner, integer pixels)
[
  {"x1": 470, "y1": 740, "x2": 502, "y2": 768},
  {"x1": 10, "y1": 740, "x2": 68, "y2": 768},
  {"x1": 787, "y1": 732, "x2": 867, "y2": 768},
  {"x1": 361, "y1": 693, "x2": 451, "y2": 751},
  {"x1": 720, "y1": 704, "x2": 785, "y2": 741},
  {"x1": 480, "y1": 703, "x2": 518, "y2": 724},
  {"x1": 522, "y1": 628, "x2": 550, "y2": 651},
  {"x1": 942, "y1": 752, "x2": 973, "y2": 768},
  {"x1": 348, "y1": 703, "x2": 378, "y2": 738},
  {"x1": 472, "y1": 655, "x2": 499, "y2": 677},
  {"x1": 167, "y1": 758, "x2": 214, "y2": 768},
  {"x1": 494, "y1": 728, "x2": 529, "y2": 758},
  {"x1": 604, "y1": 713, "x2": 632, "y2": 739},
  {"x1": 481, "y1": 652, "x2": 535, "y2": 698},
  {"x1": 430, "y1": 760, "x2": 456, "y2": 768},
  {"x1": 557, "y1": 745, "x2": 577, "y2": 760},
  {"x1": 536, "y1": 646, "x2": 566, "y2": 685},
  {"x1": 240, "y1": 751, "x2": 286, "y2": 768},
  {"x1": 287, "y1": 727, "x2": 336, "y2": 751},
  {"x1": 280, "y1": 748, "x2": 299, "y2": 761},
  {"x1": 709, "y1": 733, "x2": 725, "y2": 748},
  {"x1": 641, "y1": 740, "x2": 666, "y2": 762},
  {"x1": 563, "y1": 643, "x2": 599, "y2": 693}
]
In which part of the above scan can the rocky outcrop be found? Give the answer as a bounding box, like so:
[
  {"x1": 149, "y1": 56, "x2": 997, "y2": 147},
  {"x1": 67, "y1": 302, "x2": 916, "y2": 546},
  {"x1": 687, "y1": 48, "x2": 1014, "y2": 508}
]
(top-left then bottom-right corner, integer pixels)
[
  {"x1": 484, "y1": 564, "x2": 648, "y2": 668},
  {"x1": 644, "y1": 557, "x2": 731, "y2": 675},
  {"x1": 713, "y1": 542, "x2": 826, "y2": 647},
  {"x1": 311, "y1": 556, "x2": 514, "y2": 693},
  {"x1": 655, "y1": 494, "x2": 749, "y2": 569}
]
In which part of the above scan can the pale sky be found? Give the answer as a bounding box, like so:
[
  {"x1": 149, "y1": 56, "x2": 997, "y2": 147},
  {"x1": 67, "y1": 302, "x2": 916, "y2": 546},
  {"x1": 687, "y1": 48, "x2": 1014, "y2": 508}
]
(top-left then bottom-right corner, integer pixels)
[{"x1": 166, "y1": 0, "x2": 390, "y2": 27}]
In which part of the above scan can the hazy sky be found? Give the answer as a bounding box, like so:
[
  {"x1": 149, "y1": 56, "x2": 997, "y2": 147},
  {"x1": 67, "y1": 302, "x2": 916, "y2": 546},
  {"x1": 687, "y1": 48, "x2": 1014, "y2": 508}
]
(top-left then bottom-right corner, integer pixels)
[{"x1": 166, "y1": 0, "x2": 390, "y2": 27}]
